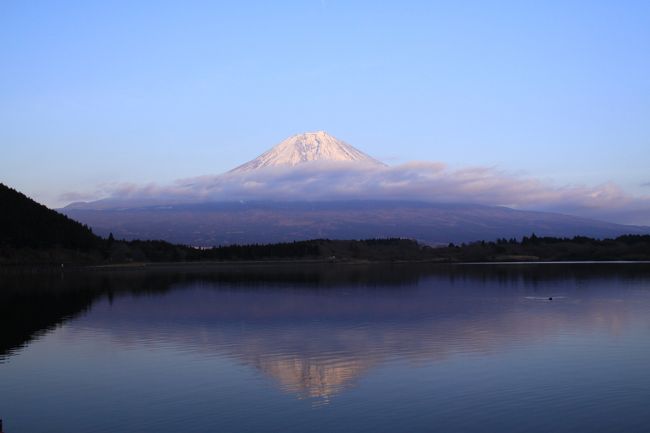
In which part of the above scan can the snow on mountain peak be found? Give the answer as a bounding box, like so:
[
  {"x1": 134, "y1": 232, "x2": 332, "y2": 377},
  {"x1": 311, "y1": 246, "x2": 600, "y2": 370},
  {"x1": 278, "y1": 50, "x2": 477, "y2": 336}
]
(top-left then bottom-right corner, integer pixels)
[{"x1": 230, "y1": 131, "x2": 385, "y2": 172}]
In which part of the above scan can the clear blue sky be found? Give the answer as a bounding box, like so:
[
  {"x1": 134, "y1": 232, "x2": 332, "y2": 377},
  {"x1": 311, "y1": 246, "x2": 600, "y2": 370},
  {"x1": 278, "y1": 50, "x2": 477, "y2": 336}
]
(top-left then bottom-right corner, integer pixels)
[{"x1": 1, "y1": 0, "x2": 649, "y2": 207}]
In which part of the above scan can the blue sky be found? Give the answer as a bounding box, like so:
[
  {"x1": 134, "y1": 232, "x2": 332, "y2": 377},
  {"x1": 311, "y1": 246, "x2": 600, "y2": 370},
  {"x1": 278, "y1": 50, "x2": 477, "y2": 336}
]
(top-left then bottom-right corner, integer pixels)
[{"x1": 1, "y1": 0, "x2": 649, "y2": 208}]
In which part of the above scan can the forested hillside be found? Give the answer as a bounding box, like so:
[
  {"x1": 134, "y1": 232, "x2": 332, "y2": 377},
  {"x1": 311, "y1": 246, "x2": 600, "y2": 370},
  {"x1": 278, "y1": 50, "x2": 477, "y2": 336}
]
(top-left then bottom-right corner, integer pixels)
[{"x1": 0, "y1": 183, "x2": 101, "y2": 249}]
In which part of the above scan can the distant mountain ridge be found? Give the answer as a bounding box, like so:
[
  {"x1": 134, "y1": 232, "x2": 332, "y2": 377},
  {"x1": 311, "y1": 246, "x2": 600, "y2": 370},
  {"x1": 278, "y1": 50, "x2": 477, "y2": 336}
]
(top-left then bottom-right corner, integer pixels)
[
  {"x1": 62, "y1": 200, "x2": 649, "y2": 246},
  {"x1": 57, "y1": 131, "x2": 650, "y2": 245},
  {"x1": 230, "y1": 131, "x2": 385, "y2": 172}
]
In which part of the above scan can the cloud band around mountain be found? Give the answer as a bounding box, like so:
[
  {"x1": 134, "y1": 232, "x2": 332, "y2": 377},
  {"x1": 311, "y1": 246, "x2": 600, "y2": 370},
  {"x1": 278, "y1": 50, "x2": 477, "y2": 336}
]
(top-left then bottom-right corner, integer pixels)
[{"x1": 63, "y1": 161, "x2": 650, "y2": 226}]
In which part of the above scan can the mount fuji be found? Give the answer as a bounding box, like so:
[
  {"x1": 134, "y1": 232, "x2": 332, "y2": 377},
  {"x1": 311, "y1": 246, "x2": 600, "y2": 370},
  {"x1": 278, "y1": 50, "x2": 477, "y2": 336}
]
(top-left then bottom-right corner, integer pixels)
[
  {"x1": 230, "y1": 131, "x2": 385, "y2": 172},
  {"x1": 61, "y1": 132, "x2": 648, "y2": 246}
]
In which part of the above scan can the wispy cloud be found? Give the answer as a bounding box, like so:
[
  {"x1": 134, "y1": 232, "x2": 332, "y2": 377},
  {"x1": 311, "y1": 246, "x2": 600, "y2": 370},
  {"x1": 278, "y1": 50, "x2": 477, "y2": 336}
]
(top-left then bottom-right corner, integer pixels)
[{"x1": 65, "y1": 161, "x2": 650, "y2": 225}]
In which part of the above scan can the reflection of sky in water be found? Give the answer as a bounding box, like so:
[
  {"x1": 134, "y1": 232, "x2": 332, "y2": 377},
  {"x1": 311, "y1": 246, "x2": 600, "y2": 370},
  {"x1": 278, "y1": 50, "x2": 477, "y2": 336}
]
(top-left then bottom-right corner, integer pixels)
[
  {"x1": 2, "y1": 265, "x2": 650, "y2": 432},
  {"x1": 64, "y1": 284, "x2": 640, "y2": 400}
]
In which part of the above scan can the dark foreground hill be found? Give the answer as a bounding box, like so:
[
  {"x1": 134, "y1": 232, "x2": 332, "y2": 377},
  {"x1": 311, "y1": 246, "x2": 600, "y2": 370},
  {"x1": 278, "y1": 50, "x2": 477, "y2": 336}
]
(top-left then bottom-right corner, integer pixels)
[
  {"x1": 0, "y1": 183, "x2": 100, "y2": 249},
  {"x1": 0, "y1": 182, "x2": 186, "y2": 264},
  {"x1": 0, "y1": 183, "x2": 106, "y2": 263}
]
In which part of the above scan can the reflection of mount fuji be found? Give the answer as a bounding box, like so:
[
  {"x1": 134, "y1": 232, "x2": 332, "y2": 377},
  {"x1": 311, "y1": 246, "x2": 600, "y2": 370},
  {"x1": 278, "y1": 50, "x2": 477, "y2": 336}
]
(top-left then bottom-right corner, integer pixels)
[
  {"x1": 20, "y1": 263, "x2": 641, "y2": 402},
  {"x1": 254, "y1": 356, "x2": 370, "y2": 400},
  {"x1": 61, "y1": 131, "x2": 648, "y2": 246}
]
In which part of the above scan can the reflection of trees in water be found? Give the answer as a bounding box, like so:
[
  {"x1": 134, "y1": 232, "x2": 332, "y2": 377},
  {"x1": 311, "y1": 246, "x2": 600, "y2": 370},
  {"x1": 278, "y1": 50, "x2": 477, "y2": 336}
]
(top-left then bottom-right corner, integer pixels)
[
  {"x1": 23, "y1": 263, "x2": 643, "y2": 401},
  {"x1": 2, "y1": 262, "x2": 649, "y2": 368},
  {"x1": 56, "y1": 289, "x2": 637, "y2": 402},
  {"x1": 0, "y1": 272, "x2": 98, "y2": 360}
]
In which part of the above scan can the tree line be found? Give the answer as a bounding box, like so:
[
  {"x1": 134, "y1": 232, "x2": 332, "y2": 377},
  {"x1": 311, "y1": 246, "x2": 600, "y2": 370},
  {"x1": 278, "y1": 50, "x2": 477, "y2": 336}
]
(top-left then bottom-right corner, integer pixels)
[{"x1": 2, "y1": 182, "x2": 649, "y2": 265}]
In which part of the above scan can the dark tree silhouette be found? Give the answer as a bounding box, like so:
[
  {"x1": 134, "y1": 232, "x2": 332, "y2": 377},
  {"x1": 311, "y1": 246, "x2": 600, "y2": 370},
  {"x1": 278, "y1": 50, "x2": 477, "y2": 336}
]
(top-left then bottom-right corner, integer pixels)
[{"x1": 2, "y1": 182, "x2": 649, "y2": 265}]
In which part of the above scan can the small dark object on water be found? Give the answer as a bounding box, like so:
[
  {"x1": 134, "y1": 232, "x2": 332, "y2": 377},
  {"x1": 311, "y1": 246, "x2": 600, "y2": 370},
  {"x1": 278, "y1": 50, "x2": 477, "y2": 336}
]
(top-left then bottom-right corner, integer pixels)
[{"x1": 549, "y1": 297, "x2": 553, "y2": 301}]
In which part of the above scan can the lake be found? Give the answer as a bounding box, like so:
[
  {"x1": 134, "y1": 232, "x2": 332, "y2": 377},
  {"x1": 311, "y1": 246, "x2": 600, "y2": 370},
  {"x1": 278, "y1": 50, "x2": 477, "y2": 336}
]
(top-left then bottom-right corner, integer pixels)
[{"x1": 1, "y1": 263, "x2": 650, "y2": 432}]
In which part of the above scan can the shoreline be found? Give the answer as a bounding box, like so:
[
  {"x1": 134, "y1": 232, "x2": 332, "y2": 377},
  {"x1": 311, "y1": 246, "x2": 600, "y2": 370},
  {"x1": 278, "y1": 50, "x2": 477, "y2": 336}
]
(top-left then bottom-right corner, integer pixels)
[{"x1": 2, "y1": 258, "x2": 650, "y2": 273}]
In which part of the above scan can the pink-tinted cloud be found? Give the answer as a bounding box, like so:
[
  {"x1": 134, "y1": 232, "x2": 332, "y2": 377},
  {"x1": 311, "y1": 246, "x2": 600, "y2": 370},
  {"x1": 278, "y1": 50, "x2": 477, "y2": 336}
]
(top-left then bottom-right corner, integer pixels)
[{"x1": 63, "y1": 161, "x2": 650, "y2": 225}]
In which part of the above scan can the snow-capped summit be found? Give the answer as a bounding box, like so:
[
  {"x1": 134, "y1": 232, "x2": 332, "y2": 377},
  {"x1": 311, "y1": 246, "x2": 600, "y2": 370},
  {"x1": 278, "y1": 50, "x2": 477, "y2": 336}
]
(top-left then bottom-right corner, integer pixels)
[{"x1": 230, "y1": 131, "x2": 385, "y2": 172}]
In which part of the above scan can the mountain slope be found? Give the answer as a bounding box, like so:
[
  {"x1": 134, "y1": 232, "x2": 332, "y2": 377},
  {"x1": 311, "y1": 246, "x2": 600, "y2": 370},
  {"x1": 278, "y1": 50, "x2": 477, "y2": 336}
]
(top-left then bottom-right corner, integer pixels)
[
  {"x1": 58, "y1": 131, "x2": 649, "y2": 246},
  {"x1": 0, "y1": 182, "x2": 102, "y2": 250},
  {"x1": 62, "y1": 201, "x2": 649, "y2": 246},
  {"x1": 230, "y1": 131, "x2": 385, "y2": 172},
  {"x1": 0, "y1": 183, "x2": 195, "y2": 264}
]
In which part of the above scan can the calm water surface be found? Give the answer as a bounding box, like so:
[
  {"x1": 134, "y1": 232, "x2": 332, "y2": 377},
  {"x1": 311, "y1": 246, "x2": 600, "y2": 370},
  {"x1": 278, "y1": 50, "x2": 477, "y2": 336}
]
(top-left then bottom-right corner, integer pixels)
[{"x1": 1, "y1": 263, "x2": 650, "y2": 432}]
